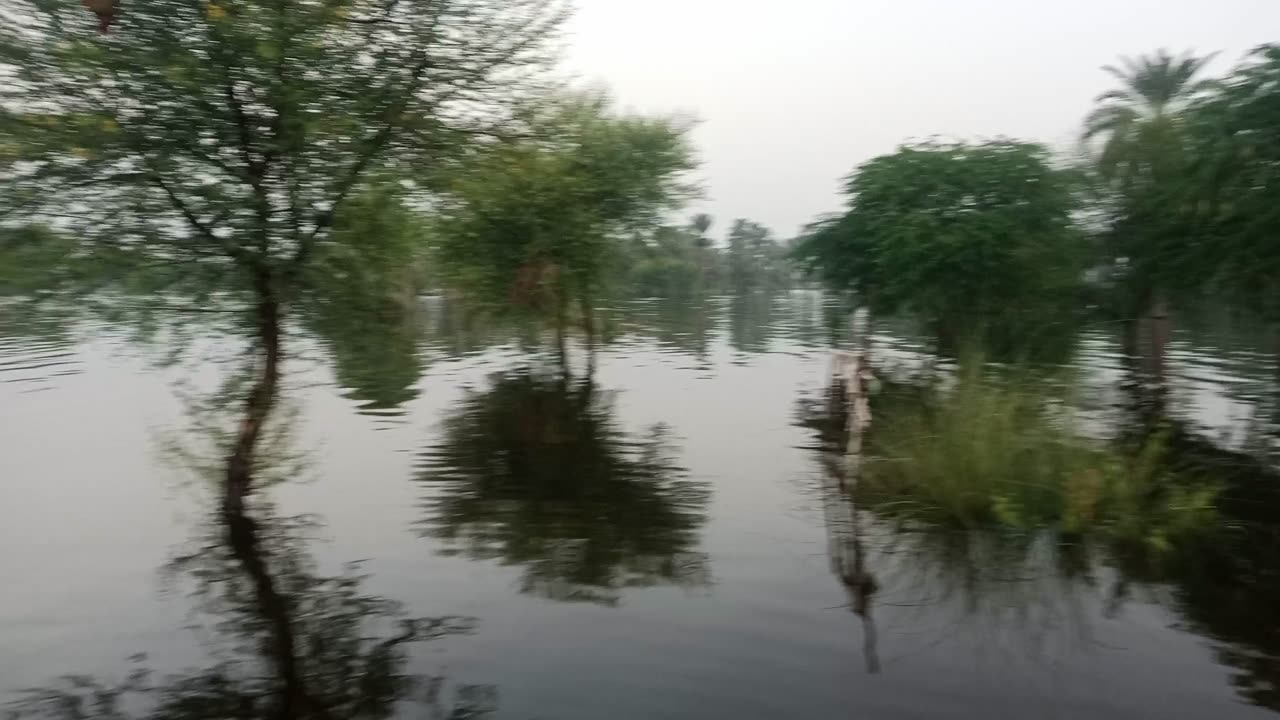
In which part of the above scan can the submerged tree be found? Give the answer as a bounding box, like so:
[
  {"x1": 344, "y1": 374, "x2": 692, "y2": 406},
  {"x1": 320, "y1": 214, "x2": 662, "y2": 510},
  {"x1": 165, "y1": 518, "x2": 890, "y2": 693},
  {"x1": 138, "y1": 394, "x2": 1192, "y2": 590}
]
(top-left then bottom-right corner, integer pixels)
[
  {"x1": 0, "y1": 0, "x2": 566, "y2": 506},
  {"x1": 1083, "y1": 50, "x2": 1218, "y2": 375},
  {"x1": 1186, "y1": 45, "x2": 1280, "y2": 332},
  {"x1": 793, "y1": 140, "x2": 1085, "y2": 353},
  {"x1": 622, "y1": 223, "x2": 708, "y2": 298},
  {"x1": 433, "y1": 91, "x2": 697, "y2": 360},
  {"x1": 414, "y1": 368, "x2": 710, "y2": 605}
]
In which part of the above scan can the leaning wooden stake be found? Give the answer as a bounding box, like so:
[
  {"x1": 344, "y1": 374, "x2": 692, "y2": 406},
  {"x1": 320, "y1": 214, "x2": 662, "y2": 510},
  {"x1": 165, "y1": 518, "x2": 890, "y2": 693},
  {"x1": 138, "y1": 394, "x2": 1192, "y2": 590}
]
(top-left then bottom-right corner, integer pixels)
[
  {"x1": 822, "y1": 310, "x2": 879, "y2": 673},
  {"x1": 832, "y1": 309, "x2": 874, "y2": 479}
]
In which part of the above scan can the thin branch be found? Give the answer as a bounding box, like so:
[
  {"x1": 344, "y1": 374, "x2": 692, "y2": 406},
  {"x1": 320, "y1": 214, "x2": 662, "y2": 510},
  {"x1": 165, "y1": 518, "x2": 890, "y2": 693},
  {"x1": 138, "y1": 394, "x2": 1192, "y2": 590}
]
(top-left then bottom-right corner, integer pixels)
[
  {"x1": 286, "y1": 23, "x2": 441, "y2": 281},
  {"x1": 149, "y1": 168, "x2": 255, "y2": 267}
]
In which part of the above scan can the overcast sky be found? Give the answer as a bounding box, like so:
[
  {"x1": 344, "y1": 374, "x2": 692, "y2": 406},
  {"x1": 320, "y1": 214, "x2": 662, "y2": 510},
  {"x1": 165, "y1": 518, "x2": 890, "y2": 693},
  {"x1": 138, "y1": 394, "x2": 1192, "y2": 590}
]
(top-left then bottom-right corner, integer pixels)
[{"x1": 562, "y1": 0, "x2": 1280, "y2": 239}]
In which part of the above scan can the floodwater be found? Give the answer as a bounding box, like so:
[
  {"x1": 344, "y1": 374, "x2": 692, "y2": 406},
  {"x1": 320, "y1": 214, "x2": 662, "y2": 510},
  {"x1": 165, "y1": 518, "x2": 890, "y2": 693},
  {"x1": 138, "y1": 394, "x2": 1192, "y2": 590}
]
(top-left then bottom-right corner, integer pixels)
[{"x1": 2, "y1": 292, "x2": 1278, "y2": 719}]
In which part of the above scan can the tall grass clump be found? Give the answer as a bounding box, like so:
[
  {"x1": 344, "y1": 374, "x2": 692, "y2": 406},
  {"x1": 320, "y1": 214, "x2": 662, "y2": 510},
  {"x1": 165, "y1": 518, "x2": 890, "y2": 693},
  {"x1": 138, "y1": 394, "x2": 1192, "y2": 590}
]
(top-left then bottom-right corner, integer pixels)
[{"x1": 859, "y1": 359, "x2": 1219, "y2": 556}]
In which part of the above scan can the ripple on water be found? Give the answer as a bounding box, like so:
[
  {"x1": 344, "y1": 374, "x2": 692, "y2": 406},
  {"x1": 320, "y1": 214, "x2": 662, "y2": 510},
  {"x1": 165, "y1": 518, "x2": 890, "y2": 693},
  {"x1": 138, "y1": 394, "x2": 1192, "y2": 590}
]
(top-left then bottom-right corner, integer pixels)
[{"x1": 0, "y1": 336, "x2": 81, "y2": 390}]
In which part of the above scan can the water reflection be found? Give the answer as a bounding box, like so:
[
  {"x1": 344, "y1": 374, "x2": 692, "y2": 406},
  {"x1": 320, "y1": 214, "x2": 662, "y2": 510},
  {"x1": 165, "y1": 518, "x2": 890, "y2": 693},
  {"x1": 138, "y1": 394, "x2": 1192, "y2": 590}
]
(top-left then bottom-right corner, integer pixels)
[
  {"x1": 598, "y1": 291, "x2": 845, "y2": 362},
  {"x1": 1155, "y1": 427, "x2": 1280, "y2": 713},
  {"x1": 306, "y1": 299, "x2": 425, "y2": 418},
  {"x1": 9, "y1": 371, "x2": 492, "y2": 720},
  {"x1": 607, "y1": 297, "x2": 716, "y2": 360},
  {"x1": 418, "y1": 295, "x2": 545, "y2": 360},
  {"x1": 797, "y1": 348, "x2": 1280, "y2": 713},
  {"x1": 415, "y1": 368, "x2": 711, "y2": 605},
  {"x1": 10, "y1": 289, "x2": 1280, "y2": 718},
  {"x1": 0, "y1": 303, "x2": 82, "y2": 388}
]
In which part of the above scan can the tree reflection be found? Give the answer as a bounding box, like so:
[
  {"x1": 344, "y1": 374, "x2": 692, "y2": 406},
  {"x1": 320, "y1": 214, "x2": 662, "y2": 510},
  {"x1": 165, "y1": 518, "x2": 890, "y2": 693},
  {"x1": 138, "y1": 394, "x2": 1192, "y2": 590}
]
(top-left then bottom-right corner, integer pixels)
[
  {"x1": 609, "y1": 297, "x2": 716, "y2": 361},
  {"x1": 8, "y1": 358, "x2": 491, "y2": 720},
  {"x1": 797, "y1": 364, "x2": 1280, "y2": 711},
  {"x1": 305, "y1": 300, "x2": 425, "y2": 417},
  {"x1": 726, "y1": 292, "x2": 777, "y2": 355},
  {"x1": 798, "y1": 381, "x2": 1103, "y2": 672},
  {"x1": 415, "y1": 368, "x2": 711, "y2": 605},
  {"x1": 1112, "y1": 346, "x2": 1280, "y2": 713},
  {"x1": 1143, "y1": 427, "x2": 1280, "y2": 712}
]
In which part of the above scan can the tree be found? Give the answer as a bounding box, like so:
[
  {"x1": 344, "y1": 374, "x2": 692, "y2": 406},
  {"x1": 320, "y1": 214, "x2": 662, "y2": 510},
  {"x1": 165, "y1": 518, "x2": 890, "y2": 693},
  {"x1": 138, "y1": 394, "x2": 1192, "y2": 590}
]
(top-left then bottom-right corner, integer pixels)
[
  {"x1": 623, "y1": 223, "x2": 707, "y2": 298},
  {"x1": 686, "y1": 212, "x2": 716, "y2": 291},
  {"x1": 1084, "y1": 50, "x2": 1218, "y2": 188},
  {"x1": 1185, "y1": 45, "x2": 1280, "y2": 328},
  {"x1": 0, "y1": 0, "x2": 565, "y2": 502},
  {"x1": 433, "y1": 91, "x2": 696, "y2": 361},
  {"x1": 689, "y1": 212, "x2": 713, "y2": 247},
  {"x1": 726, "y1": 218, "x2": 789, "y2": 291},
  {"x1": 793, "y1": 140, "x2": 1085, "y2": 352},
  {"x1": 1083, "y1": 50, "x2": 1218, "y2": 373}
]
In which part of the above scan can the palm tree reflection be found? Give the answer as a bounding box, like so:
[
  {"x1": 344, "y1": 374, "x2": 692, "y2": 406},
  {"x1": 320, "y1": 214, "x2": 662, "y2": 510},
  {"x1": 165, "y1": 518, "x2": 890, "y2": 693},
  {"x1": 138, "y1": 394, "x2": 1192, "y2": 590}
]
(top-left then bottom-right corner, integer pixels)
[{"x1": 415, "y1": 368, "x2": 711, "y2": 605}]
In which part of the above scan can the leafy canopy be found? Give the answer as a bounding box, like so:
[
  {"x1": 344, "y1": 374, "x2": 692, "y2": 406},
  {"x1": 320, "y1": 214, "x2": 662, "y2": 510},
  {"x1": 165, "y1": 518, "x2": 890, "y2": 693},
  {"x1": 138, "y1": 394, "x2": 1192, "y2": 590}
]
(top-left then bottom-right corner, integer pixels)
[
  {"x1": 794, "y1": 139, "x2": 1085, "y2": 344},
  {"x1": 1084, "y1": 49, "x2": 1218, "y2": 188},
  {"x1": 1184, "y1": 44, "x2": 1280, "y2": 319},
  {"x1": 0, "y1": 0, "x2": 565, "y2": 317},
  {"x1": 434, "y1": 91, "x2": 697, "y2": 318}
]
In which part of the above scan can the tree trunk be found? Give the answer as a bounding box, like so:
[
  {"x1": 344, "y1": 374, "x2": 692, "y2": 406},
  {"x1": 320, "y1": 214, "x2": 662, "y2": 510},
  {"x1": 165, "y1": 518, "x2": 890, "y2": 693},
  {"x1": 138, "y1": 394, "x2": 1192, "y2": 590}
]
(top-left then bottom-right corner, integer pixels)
[
  {"x1": 220, "y1": 269, "x2": 318, "y2": 719},
  {"x1": 1272, "y1": 322, "x2": 1280, "y2": 384},
  {"x1": 225, "y1": 270, "x2": 283, "y2": 511},
  {"x1": 1120, "y1": 287, "x2": 1171, "y2": 433},
  {"x1": 1143, "y1": 290, "x2": 1171, "y2": 384},
  {"x1": 581, "y1": 296, "x2": 597, "y2": 379}
]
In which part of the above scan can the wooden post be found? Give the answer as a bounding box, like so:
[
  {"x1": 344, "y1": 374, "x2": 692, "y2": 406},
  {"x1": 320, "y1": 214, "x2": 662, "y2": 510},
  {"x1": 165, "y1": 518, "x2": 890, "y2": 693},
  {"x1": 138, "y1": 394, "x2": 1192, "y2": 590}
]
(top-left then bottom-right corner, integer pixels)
[
  {"x1": 822, "y1": 309, "x2": 879, "y2": 673},
  {"x1": 831, "y1": 354, "x2": 872, "y2": 477}
]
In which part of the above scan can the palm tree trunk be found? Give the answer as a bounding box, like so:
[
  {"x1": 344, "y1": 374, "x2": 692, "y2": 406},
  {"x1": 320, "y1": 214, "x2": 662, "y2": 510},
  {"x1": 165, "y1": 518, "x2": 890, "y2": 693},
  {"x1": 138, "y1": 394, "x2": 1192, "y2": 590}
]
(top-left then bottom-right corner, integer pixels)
[
  {"x1": 582, "y1": 297, "x2": 597, "y2": 379},
  {"x1": 1144, "y1": 290, "x2": 1171, "y2": 383}
]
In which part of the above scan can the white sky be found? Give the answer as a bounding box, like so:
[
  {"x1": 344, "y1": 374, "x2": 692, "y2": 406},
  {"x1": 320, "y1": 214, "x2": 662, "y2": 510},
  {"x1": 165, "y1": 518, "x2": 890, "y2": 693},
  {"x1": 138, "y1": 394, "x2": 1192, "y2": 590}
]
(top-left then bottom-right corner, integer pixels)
[{"x1": 563, "y1": 0, "x2": 1280, "y2": 238}]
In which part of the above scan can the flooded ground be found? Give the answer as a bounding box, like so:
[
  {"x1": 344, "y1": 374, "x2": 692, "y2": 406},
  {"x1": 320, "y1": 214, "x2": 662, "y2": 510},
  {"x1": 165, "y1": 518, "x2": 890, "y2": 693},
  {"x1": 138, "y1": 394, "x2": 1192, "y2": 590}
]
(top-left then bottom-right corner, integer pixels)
[{"x1": 2, "y1": 292, "x2": 1277, "y2": 719}]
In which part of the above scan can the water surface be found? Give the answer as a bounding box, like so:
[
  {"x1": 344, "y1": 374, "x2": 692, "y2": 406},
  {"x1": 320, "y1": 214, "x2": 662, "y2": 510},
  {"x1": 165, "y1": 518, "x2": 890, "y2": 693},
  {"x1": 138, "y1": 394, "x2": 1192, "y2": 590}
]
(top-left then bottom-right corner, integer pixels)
[{"x1": 2, "y1": 292, "x2": 1278, "y2": 718}]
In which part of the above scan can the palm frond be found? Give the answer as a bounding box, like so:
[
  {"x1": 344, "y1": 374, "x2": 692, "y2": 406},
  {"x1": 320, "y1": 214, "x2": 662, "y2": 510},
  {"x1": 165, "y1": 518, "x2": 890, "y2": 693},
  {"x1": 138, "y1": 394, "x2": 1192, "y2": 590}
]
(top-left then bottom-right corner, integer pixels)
[{"x1": 1083, "y1": 105, "x2": 1138, "y2": 140}]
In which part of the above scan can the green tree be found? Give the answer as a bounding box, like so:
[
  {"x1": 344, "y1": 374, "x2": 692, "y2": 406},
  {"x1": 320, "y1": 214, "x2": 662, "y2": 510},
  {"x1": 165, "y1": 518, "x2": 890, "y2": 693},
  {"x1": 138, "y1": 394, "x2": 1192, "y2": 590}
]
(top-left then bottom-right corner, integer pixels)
[
  {"x1": 1083, "y1": 50, "x2": 1218, "y2": 371},
  {"x1": 624, "y1": 224, "x2": 707, "y2": 298},
  {"x1": 726, "y1": 218, "x2": 789, "y2": 292},
  {"x1": 687, "y1": 212, "x2": 717, "y2": 291},
  {"x1": 433, "y1": 91, "x2": 696, "y2": 361},
  {"x1": 689, "y1": 212, "x2": 714, "y2": 248},
  {"x1": 0, "y1": 0, "x2": 564, "y2": 494},
  {"x1": 793, "y1": 140, "x2": 1085, "y2": 352},
  {"x1": 1084, "y1": 50, "x2": 1218, "y2": 188},
  {"x1": 1186, "y1": 45, "x2": 1280, "y2": 328}
]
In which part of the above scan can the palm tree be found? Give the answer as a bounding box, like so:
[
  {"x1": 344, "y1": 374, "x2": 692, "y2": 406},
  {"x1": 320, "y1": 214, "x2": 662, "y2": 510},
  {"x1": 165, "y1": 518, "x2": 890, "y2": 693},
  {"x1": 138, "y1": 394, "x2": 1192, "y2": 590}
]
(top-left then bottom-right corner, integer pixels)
[
  {"x1": 1084, "y1": 50, "x2": 1217, "y2": 389},
  {"x1": 689, "y1": 213, "x2": 714, "y2": 248},
  {"x1": 1084, "y1": 49, "x2": 1217, "y2": 188},
  {"x1": 687, "y1": 213, "x2": 716, "y2": 292}
]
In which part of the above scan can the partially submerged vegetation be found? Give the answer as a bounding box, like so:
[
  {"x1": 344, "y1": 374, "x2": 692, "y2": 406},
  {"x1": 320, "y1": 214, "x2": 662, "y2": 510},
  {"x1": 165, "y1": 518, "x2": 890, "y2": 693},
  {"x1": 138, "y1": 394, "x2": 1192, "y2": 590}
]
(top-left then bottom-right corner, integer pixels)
[
  {"x1": 3, "y1": 3, "x2": 1280, "y2": 715},
  {"x1": 854, "y1": 361, "x2": 1221, "y2": 557}
]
